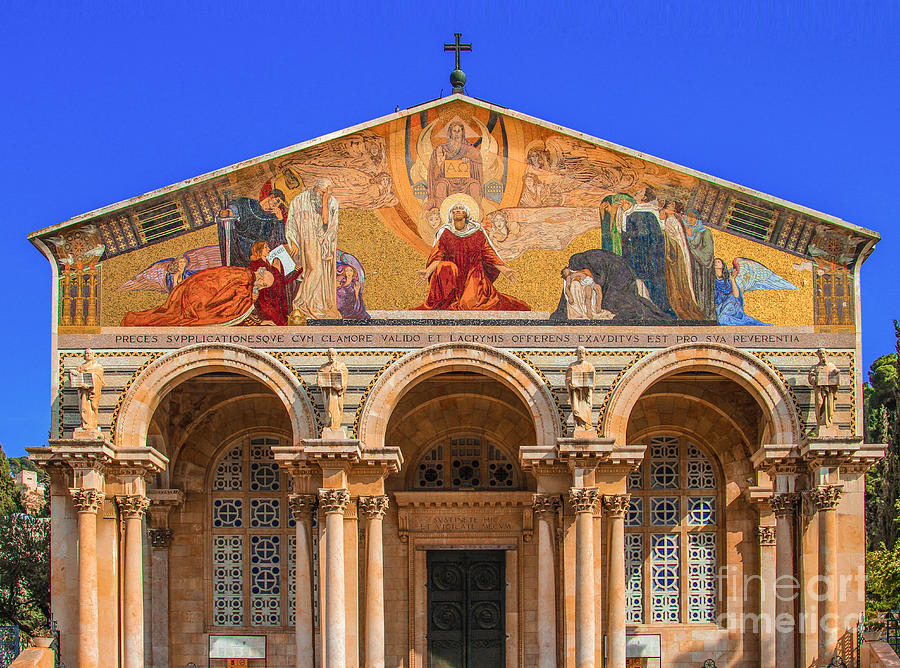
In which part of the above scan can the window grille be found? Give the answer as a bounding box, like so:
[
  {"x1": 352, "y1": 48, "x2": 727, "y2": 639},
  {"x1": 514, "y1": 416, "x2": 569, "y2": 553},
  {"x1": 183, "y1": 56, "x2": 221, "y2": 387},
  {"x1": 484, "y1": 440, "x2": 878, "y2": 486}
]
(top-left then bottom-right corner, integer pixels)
[{"x1": 414, "y1": 435, "x2": 519, "y2": 490}]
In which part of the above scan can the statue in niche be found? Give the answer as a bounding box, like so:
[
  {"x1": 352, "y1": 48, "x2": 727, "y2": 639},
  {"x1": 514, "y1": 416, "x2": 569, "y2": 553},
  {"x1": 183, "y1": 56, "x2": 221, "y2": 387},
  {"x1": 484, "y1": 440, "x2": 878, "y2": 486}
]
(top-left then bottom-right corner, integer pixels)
[
  {"x1": 565, "y1": 346, "x2": 597, "y2": 437},
  {"x1": 317, "y1": 348, "x2": 349, "y2": 437},
  {"x1": 69, "y1": 349, "x2": 105, "y2": 438},
  {"x1": 807, "y1": 348, "x2": 840, "y2": 436}
]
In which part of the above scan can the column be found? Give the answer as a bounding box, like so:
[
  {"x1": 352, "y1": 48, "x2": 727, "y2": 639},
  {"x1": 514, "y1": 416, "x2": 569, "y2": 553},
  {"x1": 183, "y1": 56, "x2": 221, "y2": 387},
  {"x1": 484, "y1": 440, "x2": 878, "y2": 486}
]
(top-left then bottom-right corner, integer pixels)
[
  {"x1": 569, "y1": 488, "x2": 599, "y2": 668},
  {"x1": 359, "y1": 495, "x2": 389, "y2": 668},
  {"x1": 289, "y1": 494, "x2": 318, "y2": 668},
  {"x1": 70, "y1": 488, "x2": 104, "y2": 668},
  {"x1": 770, "y1": 493, "x2": 799, "y2": 668},
  {"x1": 533, "y1": 494, "x2": 561, "y2": 668},
  {"x1": 758, "y1": 525, "x2": 777, "y2": 668},
  {"x1": 319, "y1": 488, "x2": 350, "y2": 668},
  {"x1": 811, "y1": 485, "x2": 843, "y2": 666},
  {"x1": 118, "y1": 495, "x2": 150, "y2": 668},
  {"x1": 602, "y1": 494, "x2": 630, "y2": 668},
  {"x1": 148, "y1": 528, "x2": 173, "y2": 668}
]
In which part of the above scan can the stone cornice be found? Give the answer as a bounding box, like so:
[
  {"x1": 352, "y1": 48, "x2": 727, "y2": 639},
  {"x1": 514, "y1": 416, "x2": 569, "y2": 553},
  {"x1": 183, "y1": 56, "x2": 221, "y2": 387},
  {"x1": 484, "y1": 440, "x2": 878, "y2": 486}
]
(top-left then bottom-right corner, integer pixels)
[
  {"x1": 754, "y1": 437, "x2": 885, "y2": 476},
  {"x1": 26, "y1": 440, "x2": 167, "y2": 479},
  {"x1": 521, "y1": 442, "x2": 645, "y2": 477}
]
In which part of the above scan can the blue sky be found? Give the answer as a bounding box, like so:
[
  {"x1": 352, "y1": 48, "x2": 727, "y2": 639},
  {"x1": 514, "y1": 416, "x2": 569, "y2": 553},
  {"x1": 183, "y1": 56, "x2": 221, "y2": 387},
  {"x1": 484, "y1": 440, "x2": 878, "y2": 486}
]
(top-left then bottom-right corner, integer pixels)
[{"x1": 0, "y1": 1, "x2": 897, "y2": 457}]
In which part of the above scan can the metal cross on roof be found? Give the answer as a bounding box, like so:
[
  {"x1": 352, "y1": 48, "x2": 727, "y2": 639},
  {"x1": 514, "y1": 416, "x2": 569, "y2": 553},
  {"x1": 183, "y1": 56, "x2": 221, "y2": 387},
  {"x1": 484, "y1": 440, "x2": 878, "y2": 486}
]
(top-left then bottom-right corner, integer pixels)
[{"x1": 444, "y1": 32, "x2": 472, "y2": 71}]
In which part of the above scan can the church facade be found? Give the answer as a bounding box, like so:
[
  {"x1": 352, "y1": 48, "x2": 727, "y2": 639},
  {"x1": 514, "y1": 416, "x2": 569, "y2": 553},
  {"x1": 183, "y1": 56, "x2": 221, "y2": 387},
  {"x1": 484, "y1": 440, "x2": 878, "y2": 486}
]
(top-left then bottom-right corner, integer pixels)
[{"x1": 27, "y1": 92, "x2": 883, "y2": 668}]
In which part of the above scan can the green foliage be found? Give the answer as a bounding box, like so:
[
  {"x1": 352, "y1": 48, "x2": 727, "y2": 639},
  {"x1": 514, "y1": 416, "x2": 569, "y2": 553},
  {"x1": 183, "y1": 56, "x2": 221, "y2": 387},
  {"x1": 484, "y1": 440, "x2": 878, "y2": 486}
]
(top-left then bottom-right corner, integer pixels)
[
  {"x1": 0, "y1": 448, "x2": 19, "y2": 517},
  {"x1": 0, "y1": 514, "x2": 50, "y2": 634},
  {"x1": 867, "y1": 541, "x2": 900, "y2": 612}
]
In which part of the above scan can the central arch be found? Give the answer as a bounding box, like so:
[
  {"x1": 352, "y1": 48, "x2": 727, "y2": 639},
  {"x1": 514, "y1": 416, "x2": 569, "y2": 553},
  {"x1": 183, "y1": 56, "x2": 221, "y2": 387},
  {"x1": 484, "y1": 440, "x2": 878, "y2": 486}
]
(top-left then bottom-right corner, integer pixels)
[
  {"x1": 357, "y1": 342, "x2": 562, "y2": 450},
  {"x1": 114, "y1": 343, "x2": 317, "y2": 451}
]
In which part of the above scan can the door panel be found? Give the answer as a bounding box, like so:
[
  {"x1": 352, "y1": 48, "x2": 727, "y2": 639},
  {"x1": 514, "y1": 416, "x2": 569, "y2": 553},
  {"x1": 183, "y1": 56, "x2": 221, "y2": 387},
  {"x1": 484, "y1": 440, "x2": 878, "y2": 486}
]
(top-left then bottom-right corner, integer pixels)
[{"x1": 427, "y1": 550, "x2": 505, "y2": 668}]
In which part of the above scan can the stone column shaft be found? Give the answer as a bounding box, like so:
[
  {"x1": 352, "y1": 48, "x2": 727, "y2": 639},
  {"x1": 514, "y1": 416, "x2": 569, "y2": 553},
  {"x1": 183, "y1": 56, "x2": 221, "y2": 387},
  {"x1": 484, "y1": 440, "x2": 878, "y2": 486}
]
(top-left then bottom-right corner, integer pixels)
[
  {"x1": 758, "y1": 525, "x2": 777, "y2": 668},
  {"x1": 812, "y1": 485, "x2": 844, "y2": 666},
  {"x1": 771, "y1": 493, "x2": 799, "y2": 668},
  {"x1": 360, "y1": 495, "x2": 389, "y2": 668},
  {"x1": 570, "y1": 488, "x2": 599, "y2": 668},
  {"x1": 533, "y1": 495, "x2": 561, "y2": 668},
  {"x1": 603, "y1": 494, "x2": 630, "y2": 668},
  {"x1": 320, "y1": 489, "x2": 350, "y2": 668},
  {"x1": 289, "y1": 495, "x2": 318, "y2": 668},
  {"x1": 148, "y1": 528, "x2": 173, "y2": 668},
  {"x1": 70, "y1": 488, "x2": 104, "y2": 668},
  {"x1": 118, "y1": 495, "x2": 149, "y2": 668}
]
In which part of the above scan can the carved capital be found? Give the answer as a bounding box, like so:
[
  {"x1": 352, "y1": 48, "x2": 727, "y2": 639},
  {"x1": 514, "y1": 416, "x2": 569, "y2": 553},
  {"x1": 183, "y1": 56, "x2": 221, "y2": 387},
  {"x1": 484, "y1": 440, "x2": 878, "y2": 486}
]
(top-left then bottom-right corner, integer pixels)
[
  {"x1": 809, "y1": 484, "x2": 844, "y2": 511},
  {"x1": 117, "y1": 494, "x2": 150, "y2": 519},
  {"x1": 288, "y1": 494, "x2": 318, "y2": 519},
  {"x1": 149, "y1": 528, "x2": 173, "y2": 549},
  {"x1": 358, "y1": 495, "x2": 389, "y2": 520},
  {"x1": 69, "y1": 488, "x2": 105, "y2": 514},
  {"x1": 758, "y1": 525, "x2": 777, "y2": 547},
  {"x1": 568, "y1": 487, "x2": 600, "y2": 514},
  {"x1": 318, "y1": 488, "x2": 350, "y2": 514},
  {"x1": 532, "y1": 494, "x2": 562, "y2": 516},
  {"x1": 769, "y1": 492, "x2": 800, "y2": 517},
  {"x1": 601, "y1": 493, "x2": 631, "y2": 518}
]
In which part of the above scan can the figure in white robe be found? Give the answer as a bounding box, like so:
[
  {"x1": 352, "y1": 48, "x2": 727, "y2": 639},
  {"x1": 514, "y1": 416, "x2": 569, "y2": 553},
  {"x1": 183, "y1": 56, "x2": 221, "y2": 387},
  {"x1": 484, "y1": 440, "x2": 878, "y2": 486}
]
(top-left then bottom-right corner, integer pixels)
[{"x1": 286, "y1": 178, "x2": 342, "y2": 318}]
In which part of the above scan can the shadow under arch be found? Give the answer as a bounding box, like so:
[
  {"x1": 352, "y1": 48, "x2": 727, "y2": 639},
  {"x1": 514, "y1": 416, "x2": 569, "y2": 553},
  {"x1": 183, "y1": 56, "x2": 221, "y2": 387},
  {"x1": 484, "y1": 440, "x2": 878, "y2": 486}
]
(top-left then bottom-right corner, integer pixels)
[
  {"x1": 357, "y1": 342, "x2": 562, "y2": 450},
  {"x1": 114, "y1": 343, "x2": 317, "y2": 451},
  {"x1": 602, "y1": 342, "x2": 800, "y2": 446}
]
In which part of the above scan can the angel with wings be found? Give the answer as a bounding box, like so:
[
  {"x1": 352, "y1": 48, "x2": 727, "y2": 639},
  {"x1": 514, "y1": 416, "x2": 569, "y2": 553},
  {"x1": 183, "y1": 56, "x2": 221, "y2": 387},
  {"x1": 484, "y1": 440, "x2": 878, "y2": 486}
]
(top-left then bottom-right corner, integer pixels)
[
  {"x1": 410, "y1": 115, "x2": 504, "y2": 212},
  {"x1": 117, "y1": 245, "x2": 222, "y2": 293},
  {"x1": 714, "y1": 257, "x2": 798, "y2": 326}
]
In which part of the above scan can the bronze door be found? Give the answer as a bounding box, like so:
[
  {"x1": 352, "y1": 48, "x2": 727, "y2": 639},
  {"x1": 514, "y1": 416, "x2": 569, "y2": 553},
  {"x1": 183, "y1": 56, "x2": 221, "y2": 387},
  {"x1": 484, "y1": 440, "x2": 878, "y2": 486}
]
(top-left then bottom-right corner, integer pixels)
[{"x1": 427, "y1": 550, "x2": 505, "y2": 668}]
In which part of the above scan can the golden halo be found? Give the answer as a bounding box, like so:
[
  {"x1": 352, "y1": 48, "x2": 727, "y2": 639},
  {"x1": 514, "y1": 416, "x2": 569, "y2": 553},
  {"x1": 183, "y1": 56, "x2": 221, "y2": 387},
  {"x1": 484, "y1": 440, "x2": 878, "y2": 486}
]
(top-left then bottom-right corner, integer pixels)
[{"x1": 439, "y1": 193, "x2": 481, "y2": 224}]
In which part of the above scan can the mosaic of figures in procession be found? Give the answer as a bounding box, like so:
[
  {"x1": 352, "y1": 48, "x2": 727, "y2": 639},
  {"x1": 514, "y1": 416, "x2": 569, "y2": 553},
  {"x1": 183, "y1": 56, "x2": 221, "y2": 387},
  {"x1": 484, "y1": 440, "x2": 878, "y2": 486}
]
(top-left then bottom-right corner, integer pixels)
[{"x1": 42, "y1": 100, "x2": 866, "y2": 329}]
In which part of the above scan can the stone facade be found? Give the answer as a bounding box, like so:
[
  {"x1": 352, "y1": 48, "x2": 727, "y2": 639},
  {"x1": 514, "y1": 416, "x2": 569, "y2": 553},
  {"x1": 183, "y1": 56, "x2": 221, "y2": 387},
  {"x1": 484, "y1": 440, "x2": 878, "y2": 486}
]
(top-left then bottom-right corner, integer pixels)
[{"x1": 26, "y1": 94, "x2": 884, "y2": 668}]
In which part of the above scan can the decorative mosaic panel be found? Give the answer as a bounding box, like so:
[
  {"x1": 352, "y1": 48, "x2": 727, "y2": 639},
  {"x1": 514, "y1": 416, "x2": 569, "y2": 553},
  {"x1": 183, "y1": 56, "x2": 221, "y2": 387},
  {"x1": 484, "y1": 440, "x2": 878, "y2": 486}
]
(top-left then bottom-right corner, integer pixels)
[
  {"x1": 625, "y1": 533, "x2": 644, "y2": 624},
  {"x1": 687, "y1": 497, "x2": 716, "y2": 526},
  {"x1": 686, "y1": 442, "x2": 716, "y2": 490},
  {"x1": 214, "y1": 444, "x2": 243, "y2": 491},
  {"x1": 650, "y1": 533, "x2": 680, "y2": 623},
  {"x1": 249, "y1": 535, "x2": 281, "y2": 626},
  {"x1": 213, "y1": 535, "x2": 244, "y2": 626},
  {"x1": 687, "y1": 533, "x2": 717, "y2": 623},
  {"x1": 288, "y1": 534, "x2": 296, "y2": 627}
]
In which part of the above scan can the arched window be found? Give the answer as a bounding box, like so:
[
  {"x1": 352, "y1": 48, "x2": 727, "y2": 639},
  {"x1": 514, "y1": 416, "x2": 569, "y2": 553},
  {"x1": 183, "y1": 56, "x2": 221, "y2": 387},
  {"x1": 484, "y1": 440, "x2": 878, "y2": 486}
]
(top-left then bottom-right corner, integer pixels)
[
  {"x1": 210, "y1": 436, "x2": 317, "y2": 628},
  {"x1": 412, "y1": 434, "x2": 520, "y2": 490},
  {"x1": 624, "y1": 435, "x2": 719, "y2": 625}
]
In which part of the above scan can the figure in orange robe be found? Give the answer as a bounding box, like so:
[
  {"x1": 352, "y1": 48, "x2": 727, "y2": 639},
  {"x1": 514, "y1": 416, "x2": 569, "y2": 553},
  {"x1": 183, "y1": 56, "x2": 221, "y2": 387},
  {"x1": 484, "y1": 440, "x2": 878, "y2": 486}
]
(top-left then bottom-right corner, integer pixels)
[
  {"x1": 121, "y1": 266, "x2": 269, "y2": 327},
  {"x1": 415, "y1": 202, "x2": 529, "y2": 311}
]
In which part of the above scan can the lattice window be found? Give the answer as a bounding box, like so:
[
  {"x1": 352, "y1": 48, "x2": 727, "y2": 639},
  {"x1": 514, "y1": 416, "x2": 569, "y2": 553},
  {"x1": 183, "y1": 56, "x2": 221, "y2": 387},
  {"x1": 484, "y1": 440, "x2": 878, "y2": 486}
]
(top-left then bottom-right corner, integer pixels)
[
  {"x1": 210, "y1": 436, "x2": 312, "y2": 630},
  {"x1": 625, "y1": 434, "x2": 721, "y2": 626},
  {"x1": 412, "y1": 434, "x2": 520, "y2": 490}
]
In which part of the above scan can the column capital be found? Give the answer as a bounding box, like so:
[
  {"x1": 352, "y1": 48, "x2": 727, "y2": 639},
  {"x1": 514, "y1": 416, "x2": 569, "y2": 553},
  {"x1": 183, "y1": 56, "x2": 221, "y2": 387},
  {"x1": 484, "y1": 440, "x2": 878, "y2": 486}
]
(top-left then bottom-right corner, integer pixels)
[
  {"x1": 758, "y1": 525, "x2": 777, "y2": 547},
  {"x1": 288, "y1": 493, "x2": 319, "y2": 519},
  {"x1": 358, "y1": 495, "x2": 389, "y2": 520},
  {"x1": 601, "y1": 493, "x2": 631, "y2": 518},
  {"x1": 318, "y1": 488, "x2": 350, "y2": 514},
  {"x1": 568, "y1": 487, "x2": 599, "y2": 514},
  {"x1": 117, "y1": 494, "x2": 150, "y2": 519},
  {"x1": 69, "y1": 487, "x2": 105, "y2": 513},
  {"x1": 809, "y1": 484, "x2": 844, "y2": 511},
  {"x1": 532, "y1": 493, "x2": 562, "y2": 516},
  {"x1": 769, "y1": 492, "x2": 800, "y2": 517},
  {"x1": 148, "y1": 528, "x2": 174, "y2": 549}
]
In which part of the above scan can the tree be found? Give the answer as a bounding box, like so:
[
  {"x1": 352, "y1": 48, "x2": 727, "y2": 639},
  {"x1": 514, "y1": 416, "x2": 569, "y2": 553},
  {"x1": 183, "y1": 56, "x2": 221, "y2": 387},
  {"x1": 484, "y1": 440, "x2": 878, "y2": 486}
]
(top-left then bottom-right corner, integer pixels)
[{"x1": 0, "y1": 514, "x2": 50, "y2": 634}]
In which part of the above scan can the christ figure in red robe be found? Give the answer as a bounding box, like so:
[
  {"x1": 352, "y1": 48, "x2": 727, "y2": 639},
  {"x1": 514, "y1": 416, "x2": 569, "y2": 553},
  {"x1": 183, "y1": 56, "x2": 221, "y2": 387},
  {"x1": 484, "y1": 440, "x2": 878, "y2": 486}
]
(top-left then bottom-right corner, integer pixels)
[{"x1": 414, "y1": 202, "x2": 530, "y2": 311}]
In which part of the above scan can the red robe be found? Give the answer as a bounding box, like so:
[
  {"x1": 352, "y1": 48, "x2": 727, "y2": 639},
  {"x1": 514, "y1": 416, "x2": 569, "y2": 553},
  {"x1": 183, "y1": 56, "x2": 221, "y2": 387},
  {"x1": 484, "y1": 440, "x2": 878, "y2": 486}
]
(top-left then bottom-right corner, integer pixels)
[
  {"x1": 249, "y1": 259, "x2": 302, "y2": 326},
  {"x1": 415, "y1": 228, "x2": 530, "y2": 311},
  {"x1": 121, "y1": 266, "x2": 256, "y2": 327}
]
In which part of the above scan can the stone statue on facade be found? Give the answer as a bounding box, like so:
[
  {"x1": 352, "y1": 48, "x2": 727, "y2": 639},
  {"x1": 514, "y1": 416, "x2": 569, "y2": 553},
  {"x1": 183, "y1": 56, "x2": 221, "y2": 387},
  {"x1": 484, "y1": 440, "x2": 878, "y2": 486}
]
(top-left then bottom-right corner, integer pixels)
[
  {"x1": 808, "y1": 348, "x2": 840, "y2": 437},
  {"x1": 70, "y1": 348, "x2": 105, "y2": 438},
  {"x1": 317, "y1": 348, "x2": 349, "y2": 438},
  {"x1": 565, "y1": 346, "x2": 597, "y2": 437}
]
